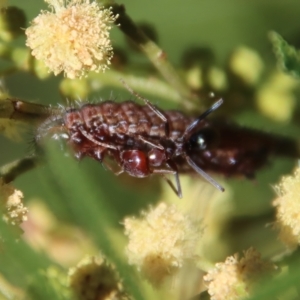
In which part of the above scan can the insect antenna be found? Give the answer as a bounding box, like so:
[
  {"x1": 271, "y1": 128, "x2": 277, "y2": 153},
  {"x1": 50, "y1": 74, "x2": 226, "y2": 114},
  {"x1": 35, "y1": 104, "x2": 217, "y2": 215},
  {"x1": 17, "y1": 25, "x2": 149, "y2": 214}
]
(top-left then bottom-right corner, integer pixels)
[
  {"x1": 183, "y1": 98, "x2": 223, "y2": 137},
  {"x1": 186, "y1": 156, "x2": 225, "y2": 192},
  {"x1": 183, "y1": 98, "x2": 225, "y2": 192}
]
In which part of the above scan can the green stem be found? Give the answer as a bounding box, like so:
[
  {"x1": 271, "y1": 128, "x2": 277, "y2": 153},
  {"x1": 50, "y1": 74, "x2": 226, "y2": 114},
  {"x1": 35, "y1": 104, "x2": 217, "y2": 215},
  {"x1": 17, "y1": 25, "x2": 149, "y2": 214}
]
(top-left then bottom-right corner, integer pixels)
[
  {"x1": 107, "y1": 3, "x2": 198, "y2": 110},
  {"x1": 88, "y1": 70, "x2": 182, "y2": 104},
  {"x1": 0, "y1": 156, "x2": 40, "y2": 183},
  {"x1": 0, "y1": 98, "x2": 55, "y2": 124}
]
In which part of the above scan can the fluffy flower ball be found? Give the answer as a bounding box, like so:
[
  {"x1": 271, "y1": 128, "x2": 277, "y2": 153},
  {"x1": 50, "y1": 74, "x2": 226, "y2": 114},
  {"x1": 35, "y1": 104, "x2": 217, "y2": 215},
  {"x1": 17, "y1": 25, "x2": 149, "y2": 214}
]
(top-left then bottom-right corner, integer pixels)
[
  {"x1": 204, "y1": 248, "x2": 277, "y2": 300},
  {"x1": 0, "y1": 179, "x2": 28, "y2": 227},
  {"x1": 69, "y1": 255, "x2": 128, "y2": 300},
  {"x1": 273, "y1": 167, "x2": 300, "y2": 248},
  {"x1": 25, "y1": 0, "x2": 118, "y2": 79},
  {"x1": 124, "y1": 202, "x2": 200, "y2": 287}
]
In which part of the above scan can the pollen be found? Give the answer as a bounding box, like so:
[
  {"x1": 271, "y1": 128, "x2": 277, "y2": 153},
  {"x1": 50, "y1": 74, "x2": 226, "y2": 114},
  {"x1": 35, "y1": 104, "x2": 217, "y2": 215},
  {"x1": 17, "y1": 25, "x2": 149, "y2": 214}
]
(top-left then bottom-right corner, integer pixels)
[
  {"x1": 273, "y1": 167, "x2": 300, "y2": 248},
  {"x1": 204, "y1": 248, "x2": 277, "y2": 300},
  {"x1": 69, "y1": 255, "x2": 128, "y2": 300},
  {"x1": 25, "y1": 0, "x2": 118, "y2": 79},
  {"x1": 123, "y1": 202, "x2": 200, "y2": 287},
  {"x1": 0, "y1": 179, "x2": 28, "y2": 227}
]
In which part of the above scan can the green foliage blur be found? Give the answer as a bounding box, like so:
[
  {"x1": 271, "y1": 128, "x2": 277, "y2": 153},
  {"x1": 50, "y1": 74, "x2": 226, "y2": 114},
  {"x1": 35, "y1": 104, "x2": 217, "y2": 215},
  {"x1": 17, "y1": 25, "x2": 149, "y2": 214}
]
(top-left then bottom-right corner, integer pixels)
[{"x1": 1, "y1": 1, "x2": 300, "y2": 299}]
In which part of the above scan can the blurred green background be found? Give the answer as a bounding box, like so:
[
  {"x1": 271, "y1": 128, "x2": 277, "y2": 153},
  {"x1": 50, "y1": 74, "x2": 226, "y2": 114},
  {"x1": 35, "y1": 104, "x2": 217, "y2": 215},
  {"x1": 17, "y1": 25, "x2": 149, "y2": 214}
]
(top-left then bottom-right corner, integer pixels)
[
  {"x1": 1, "y1": 0, "x2": 300, "y2": 273},
  {"x1": 1, "y1": 1, "x2": 300, "y2": 299}
]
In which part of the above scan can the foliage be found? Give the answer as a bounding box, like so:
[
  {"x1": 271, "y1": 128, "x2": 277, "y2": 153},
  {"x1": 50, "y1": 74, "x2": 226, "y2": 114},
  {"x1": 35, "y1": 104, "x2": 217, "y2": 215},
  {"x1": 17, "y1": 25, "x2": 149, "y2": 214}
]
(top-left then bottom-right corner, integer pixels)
[
  {"x1": 270, "y1": 31, "x2": 300, "y2": 78},
  {"x1": 0, "y1": 1, "x2": 300, "y2": 300}
]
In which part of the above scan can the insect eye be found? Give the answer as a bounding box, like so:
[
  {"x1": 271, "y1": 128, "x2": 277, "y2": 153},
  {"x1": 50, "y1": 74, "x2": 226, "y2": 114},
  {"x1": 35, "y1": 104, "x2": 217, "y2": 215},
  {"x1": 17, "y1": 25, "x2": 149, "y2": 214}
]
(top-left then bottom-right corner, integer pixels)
[
  {"x1": 195, "y1": 135, "x2": 206, "y2": 149},
  {"x1": 188, "y1": 127, "x2": 219, "y2": 151}
]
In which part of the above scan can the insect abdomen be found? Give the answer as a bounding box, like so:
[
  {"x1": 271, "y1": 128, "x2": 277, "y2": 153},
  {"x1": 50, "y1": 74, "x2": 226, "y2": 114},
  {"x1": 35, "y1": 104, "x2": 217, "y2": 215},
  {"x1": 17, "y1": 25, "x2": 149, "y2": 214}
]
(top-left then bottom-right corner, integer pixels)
[{"x1": 64, "y1": 101, "x2": 192, "y2": 144}]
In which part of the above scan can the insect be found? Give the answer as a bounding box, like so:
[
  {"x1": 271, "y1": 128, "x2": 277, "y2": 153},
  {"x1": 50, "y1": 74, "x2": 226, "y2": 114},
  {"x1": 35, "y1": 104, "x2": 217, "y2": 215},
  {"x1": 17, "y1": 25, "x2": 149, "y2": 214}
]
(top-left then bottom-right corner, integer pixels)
[{"x1": 2, "y1": 89, "x2": 299, "y2": 198}]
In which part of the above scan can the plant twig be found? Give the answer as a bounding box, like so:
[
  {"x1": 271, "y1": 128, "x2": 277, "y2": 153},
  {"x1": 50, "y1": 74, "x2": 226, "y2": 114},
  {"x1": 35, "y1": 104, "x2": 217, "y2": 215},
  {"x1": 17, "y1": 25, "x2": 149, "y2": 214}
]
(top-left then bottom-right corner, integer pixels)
[
  {"x1": 0, "y1": 156, "x2": 40, "y2": 183},
  {"x1": 0, "y1": 98, "x2": 57, "y2": 124},
  {"x1": 108, "y1": 3, "x2": 199, "y2": 110},
  {"x1": 88, "y1": 70, "x2": 182, "y2": 104}
]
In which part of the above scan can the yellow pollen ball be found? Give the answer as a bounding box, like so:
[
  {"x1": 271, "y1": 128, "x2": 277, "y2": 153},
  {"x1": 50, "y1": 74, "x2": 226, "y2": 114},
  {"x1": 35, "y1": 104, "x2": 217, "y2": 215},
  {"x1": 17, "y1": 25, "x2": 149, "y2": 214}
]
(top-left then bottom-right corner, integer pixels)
[{"x1": 25, "y1": 0, "x2": 118, "y2": 79}]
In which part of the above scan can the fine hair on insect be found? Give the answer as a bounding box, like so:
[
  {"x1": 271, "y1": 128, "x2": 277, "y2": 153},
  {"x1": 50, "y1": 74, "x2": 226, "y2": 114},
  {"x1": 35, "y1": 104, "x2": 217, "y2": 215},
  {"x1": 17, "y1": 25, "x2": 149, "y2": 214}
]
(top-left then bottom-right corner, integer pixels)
[
  {"x1": 4, "y1": 84, "x2": 299, "y2": 198},
  {"x1": 34, "y1": 82, "x2": 224, "y2": 198}
]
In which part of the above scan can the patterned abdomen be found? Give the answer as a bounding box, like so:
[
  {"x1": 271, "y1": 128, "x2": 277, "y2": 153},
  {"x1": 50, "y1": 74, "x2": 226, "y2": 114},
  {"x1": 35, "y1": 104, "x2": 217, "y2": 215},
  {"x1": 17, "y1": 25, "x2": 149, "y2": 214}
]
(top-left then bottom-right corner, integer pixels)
[
  {"x1": 63, "y1": 100, "x2": 193, "y2": 147},
  {"x1": 34, "y1": 97, "x2": 299, "y2": 196}
]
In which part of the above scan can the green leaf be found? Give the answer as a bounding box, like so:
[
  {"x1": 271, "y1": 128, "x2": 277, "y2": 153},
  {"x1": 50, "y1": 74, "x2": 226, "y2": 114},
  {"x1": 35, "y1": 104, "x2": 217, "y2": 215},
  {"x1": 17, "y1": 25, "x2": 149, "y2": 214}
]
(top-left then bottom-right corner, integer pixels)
[
  {"x1": 269, "y1": 31, "x2": 300, "y2": 78},
  {"x1": 40, "y1": 142, "x2": 146, "y2": 300}
]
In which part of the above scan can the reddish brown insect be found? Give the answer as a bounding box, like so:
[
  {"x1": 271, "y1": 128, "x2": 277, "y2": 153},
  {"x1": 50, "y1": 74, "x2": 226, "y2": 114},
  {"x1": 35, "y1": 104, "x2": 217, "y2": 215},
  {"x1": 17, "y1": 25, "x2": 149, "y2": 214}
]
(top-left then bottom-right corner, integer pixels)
[{"x1": 34, "y1": 88, "x2": 300, "y2": 198}]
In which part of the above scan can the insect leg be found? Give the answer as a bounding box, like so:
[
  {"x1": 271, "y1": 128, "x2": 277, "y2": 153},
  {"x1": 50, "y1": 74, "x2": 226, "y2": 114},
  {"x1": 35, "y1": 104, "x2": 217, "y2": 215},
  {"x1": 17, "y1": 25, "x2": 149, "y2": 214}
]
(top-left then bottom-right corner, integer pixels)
[
  {"x1": 137, "y1": 135, "x2": 164, "y2": 150},
  {"x1": 161, "y1": 175, "x2": 182, "y2": 198},
  {"x1": 120, "y1": 79, "x2": 168, "y2": 122},
  {"x1": 166, "y1": 160, "x2": 182, "y2": 198},
  {"x1": 78, "y1": 127, "x2": 118, "y2": 150},
  {"x1": 120, "y1": 79, "x2": 170, "y2": 137},
  {"x1": 153, "y1": 164, "x2": 182, "y2": 198}
]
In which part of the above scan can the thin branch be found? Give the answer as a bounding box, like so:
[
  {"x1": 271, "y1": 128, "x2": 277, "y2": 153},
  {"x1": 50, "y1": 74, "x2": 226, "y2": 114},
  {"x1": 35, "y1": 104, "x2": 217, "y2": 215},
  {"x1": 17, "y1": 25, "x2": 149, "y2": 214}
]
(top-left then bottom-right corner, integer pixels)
[
  {"x1": 108, "y1": 3, "x2": 199, "y2": 110},
  {"x1": 0, "y1": 98, "x2": 58, "y2": 124},
  {"x1": 88, "y1": 70, "x2": 182, "y2": 104},
  {"x1": 0, "y1": 156, "x2": 40, "y2": 183}
]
